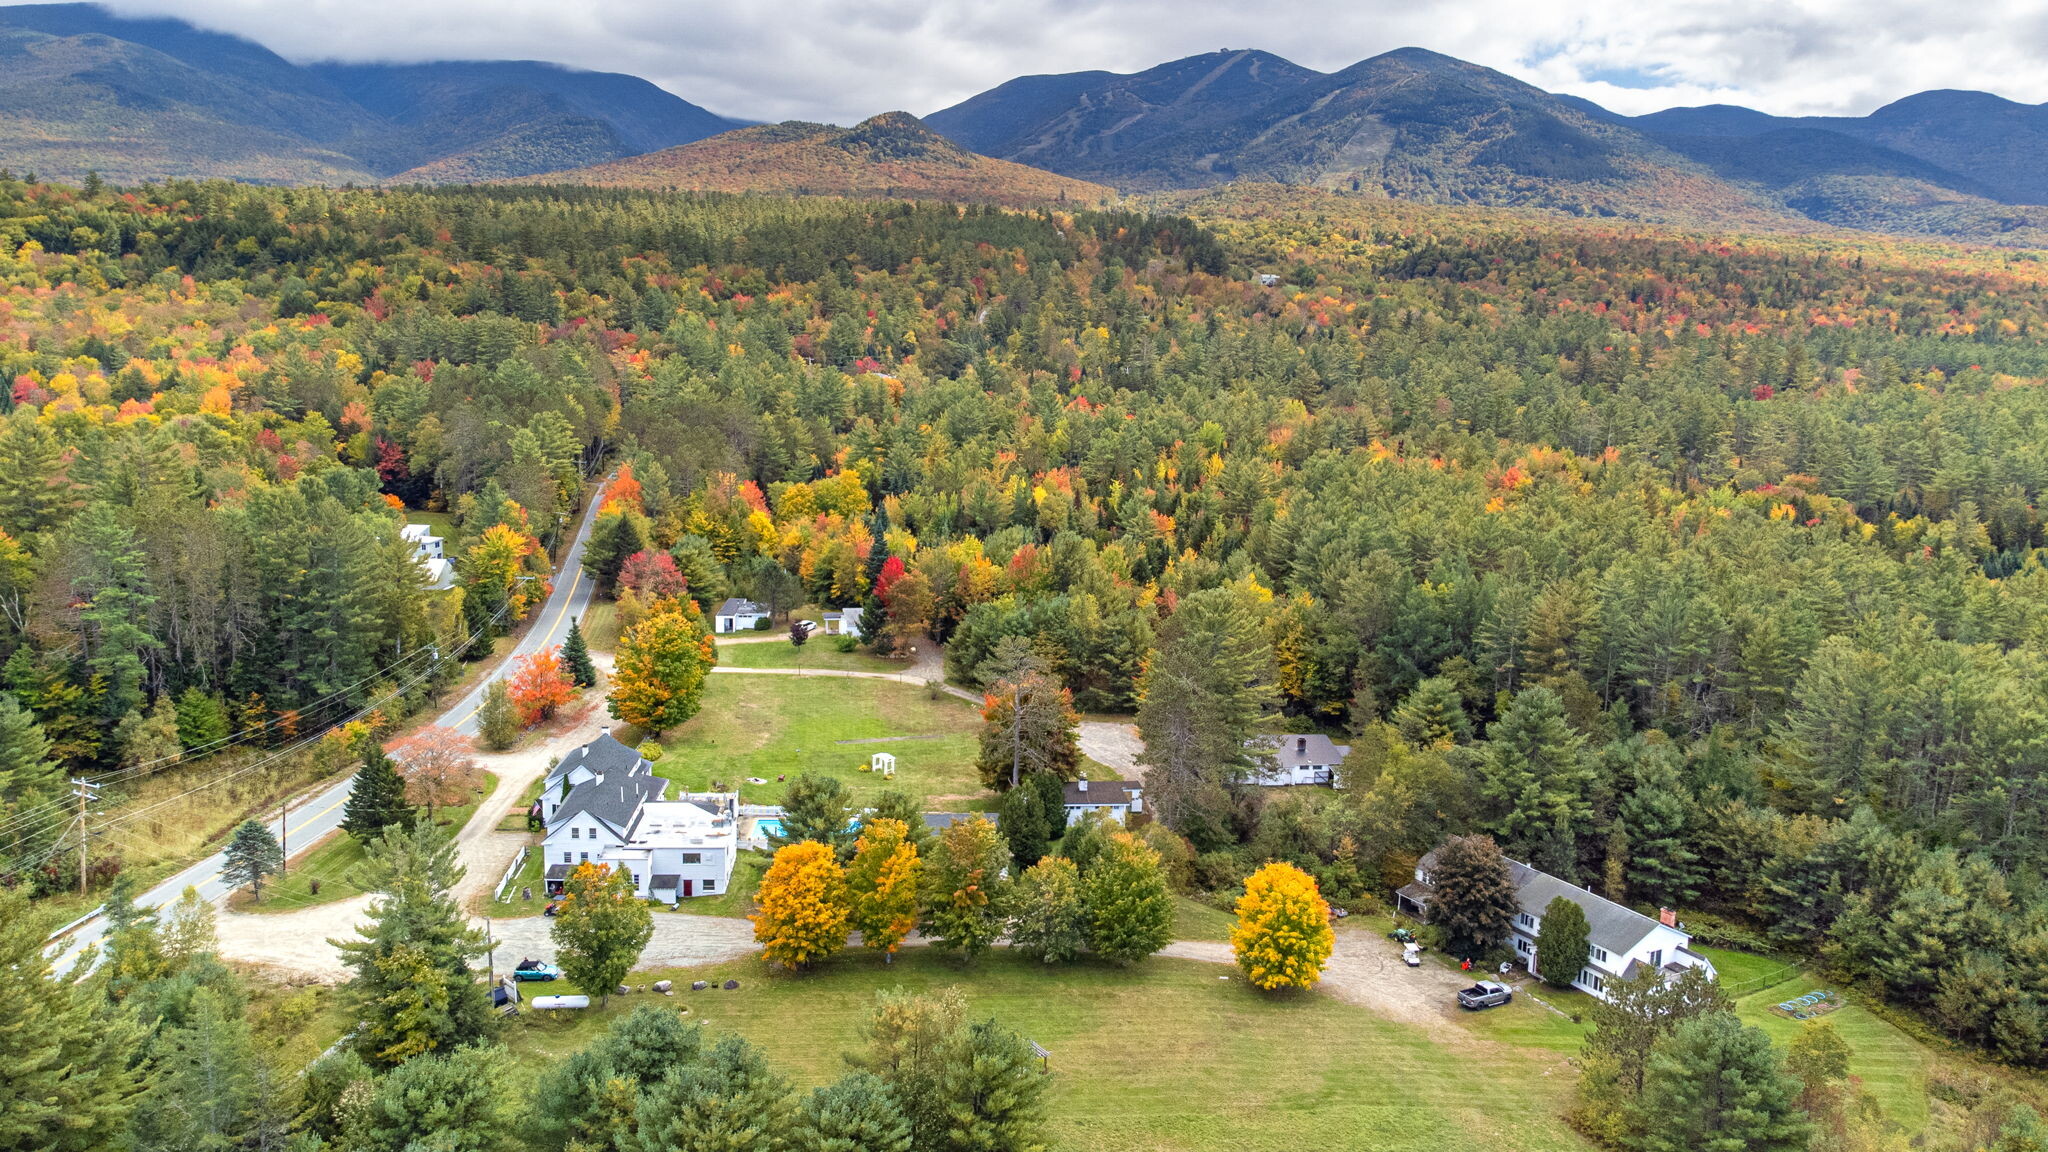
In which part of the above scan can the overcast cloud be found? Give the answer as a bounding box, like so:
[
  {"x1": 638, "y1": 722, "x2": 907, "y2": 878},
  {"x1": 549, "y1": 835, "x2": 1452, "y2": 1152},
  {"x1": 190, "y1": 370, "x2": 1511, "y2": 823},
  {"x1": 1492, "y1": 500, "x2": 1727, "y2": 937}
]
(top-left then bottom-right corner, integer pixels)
[{"x1": 88, "y1": 0, "x2": 2048, "y2": 124}]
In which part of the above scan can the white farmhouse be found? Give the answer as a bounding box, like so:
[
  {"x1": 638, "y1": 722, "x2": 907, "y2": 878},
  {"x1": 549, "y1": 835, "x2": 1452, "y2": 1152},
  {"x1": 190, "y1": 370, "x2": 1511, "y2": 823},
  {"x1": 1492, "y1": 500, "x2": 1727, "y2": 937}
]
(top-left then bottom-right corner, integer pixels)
[
  {"x1": 1060, "y1": 777, "x2": 1143, "y2": 826},
  {"x1": 1395, "y1": 848, "x2": 1716, "y2": 999},
  {"x1": 1245, "y1": 733, "x2": 1350, "y2": 787},
  {"x1": 713, "y1": 597, "x2": 771, "y2": 633},
  {"x1": 399, "y1": 522, "x2": 456, "y2": 591},
  {"x1": 539, "y1": 730, "x2": 737, "y2": 903}
]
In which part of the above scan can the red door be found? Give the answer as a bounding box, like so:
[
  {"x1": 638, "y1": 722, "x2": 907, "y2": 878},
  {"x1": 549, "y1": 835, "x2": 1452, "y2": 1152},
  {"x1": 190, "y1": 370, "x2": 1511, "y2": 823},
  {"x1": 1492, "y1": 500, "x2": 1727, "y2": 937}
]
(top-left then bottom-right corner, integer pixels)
[{"x1": 683, "y1": 880, "x2": 694, "y2": 898}]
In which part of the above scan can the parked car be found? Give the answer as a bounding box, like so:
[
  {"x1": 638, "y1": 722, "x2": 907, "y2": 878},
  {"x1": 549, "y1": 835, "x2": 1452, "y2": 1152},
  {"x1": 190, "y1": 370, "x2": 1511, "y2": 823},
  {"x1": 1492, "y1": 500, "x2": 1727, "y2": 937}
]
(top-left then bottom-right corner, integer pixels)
[
  {"x1": 512, "y1": 959, "x2": 560, "y2": 982},
  {"x1": 1457, "y1": 980, "x2": 1513, "y2": 1010},
  {"x1": 791, "y1": 619, "x2": 819, "y2": 638}
]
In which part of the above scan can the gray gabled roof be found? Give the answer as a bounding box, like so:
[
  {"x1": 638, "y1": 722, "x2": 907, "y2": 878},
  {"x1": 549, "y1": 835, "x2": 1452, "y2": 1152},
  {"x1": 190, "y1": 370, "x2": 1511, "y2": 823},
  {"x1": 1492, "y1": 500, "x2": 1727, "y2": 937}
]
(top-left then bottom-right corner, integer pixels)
[
  {"x1": 1250, "y1": 733, "x2": 1352, "y2": 768},
  {"x1": 715, "y1": 597, "x2": 765, "y2": 617},
  {"x1": 1415, "y1": 847, "x2": 1672, "y2": 959},
  {"x1": 552, "y1": 770, "x2": 666, "y2": 839},
  {"x1": 546, "y1": 731, "x2": 646, "y2": 791},
  {"x1": 1062, "y1": 779, "x2": 1140, "y2": 806},
  {"x1": 924, "y1": 812, "x2": 998, "y2": 831}
]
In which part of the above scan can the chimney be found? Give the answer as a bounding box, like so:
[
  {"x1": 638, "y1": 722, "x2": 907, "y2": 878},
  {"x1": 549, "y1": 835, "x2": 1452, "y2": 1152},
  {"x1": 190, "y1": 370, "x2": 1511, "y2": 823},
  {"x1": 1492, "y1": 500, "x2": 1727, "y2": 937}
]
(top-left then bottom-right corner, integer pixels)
[
  {"x1": 1297, "y1": 737, "x2": 1307, "y2": 755},
  {"x1": 1077, "y1": 778, "x2": 1088, "y2": 793},
  {"x1": 1658, "y1": 907, "x2": 1677, "y2": 927}
]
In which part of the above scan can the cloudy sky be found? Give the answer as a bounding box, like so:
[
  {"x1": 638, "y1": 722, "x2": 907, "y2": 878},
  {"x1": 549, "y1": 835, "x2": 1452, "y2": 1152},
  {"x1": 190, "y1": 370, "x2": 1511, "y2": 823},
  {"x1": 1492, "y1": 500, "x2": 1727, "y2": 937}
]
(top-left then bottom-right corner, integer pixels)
[{"x1": 92, "y1": 0, "x2": 2048, "y2": 124}]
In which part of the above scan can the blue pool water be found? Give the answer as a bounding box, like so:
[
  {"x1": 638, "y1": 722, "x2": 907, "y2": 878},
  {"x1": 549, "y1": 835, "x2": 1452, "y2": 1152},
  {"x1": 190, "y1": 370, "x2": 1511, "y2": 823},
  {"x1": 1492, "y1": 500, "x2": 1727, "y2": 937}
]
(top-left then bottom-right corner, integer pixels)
[{"x1": 754, "y1": 818, "x2": 785, "y2": 838}]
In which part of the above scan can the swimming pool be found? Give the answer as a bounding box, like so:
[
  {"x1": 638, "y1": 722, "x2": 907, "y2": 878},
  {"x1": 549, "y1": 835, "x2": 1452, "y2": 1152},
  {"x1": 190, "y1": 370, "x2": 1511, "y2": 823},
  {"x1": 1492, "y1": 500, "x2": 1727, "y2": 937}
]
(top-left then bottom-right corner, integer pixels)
[{"x1": 753, "y1": 817, "x2": 785, "y2": 838}]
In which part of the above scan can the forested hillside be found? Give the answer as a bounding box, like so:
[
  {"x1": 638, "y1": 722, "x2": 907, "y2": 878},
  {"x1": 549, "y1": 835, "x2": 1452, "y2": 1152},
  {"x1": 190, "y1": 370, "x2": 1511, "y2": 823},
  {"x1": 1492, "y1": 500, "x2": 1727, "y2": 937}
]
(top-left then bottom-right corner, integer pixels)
[{"x1": 3, "y1": 177, "x2": 2048, "y2": 1076}]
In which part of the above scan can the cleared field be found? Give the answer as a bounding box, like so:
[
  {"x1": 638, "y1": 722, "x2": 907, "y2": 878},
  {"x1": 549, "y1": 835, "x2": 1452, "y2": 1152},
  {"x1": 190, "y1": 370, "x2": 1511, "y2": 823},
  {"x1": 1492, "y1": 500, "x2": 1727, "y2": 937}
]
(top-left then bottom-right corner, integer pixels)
[
  {"x1": 237, "y1": 772, "x2": 496, "y2": 913},
  {"x1": 654, "y1": 675, "x2": 989, "y2": 809},
  {"x1": 501, "y1": 947, "x2": 1595, "y2": 1152},
  {"x1": 713, "y1": 638, "x2": 902, "y2": 673}
]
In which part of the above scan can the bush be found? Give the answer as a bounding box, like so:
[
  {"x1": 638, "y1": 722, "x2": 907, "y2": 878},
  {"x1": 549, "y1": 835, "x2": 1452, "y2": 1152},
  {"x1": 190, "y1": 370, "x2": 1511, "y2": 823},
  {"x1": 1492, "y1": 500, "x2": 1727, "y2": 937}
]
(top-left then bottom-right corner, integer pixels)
[
  {"x1": 1194, "y1": 850, "x2": 1246, "y2": 892},
  {"x1": 753, "y1": 617, "x2": 773, "y2": 631},
  {"x1": 834, "y1": 635, "x2": 858, "y2": 653},
  {"x1": 638, "y1": 741, "x2": 665, "y2": 763}
]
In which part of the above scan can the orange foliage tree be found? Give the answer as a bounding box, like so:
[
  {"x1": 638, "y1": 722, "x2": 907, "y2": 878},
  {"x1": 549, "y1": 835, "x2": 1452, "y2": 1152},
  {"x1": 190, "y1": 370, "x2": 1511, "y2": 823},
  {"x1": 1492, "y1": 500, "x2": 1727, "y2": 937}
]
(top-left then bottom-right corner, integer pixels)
[
  {"x1": 508, "y1": 645, "x2": 577, "y2": 726},
  {"x1": 751, "y1": 840, "x2": 850, "y2": 970}
]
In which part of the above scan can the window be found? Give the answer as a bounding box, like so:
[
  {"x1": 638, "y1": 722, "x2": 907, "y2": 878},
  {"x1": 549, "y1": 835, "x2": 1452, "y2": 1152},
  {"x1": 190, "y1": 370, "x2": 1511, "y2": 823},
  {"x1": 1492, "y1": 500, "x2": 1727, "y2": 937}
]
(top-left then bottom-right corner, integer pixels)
[
  {"x1": 1517, "y1": 913, "x2": 1536, "y2": 929},
  {"x1": 579, "y1": 852, "x2": 589, "y2": 863},
  {"x1": 703, "y1": 879, "x2": 717, "y2": 892},
  {"x1": 1646, "y1": 949, "x2": 1663, "y2": 969},
  {"x1": 1592, "y1": 946, "x2": 1608, "y2": 963},
  {"x1": 1517, "y1": 939, "x2": 1531, "y2": 954},
  {"x1": 561, "y1": 852, "x2": 571, "y2": 864},
  {"x1": 570, "y1": 827, "x2": 580, "y2": 839},
  {"x1": 682, "y1": 853, "x2": 701, "y2": 864},
  {"x1": 1581, "y1": 971, "x2": 1604, "y2": 992}
]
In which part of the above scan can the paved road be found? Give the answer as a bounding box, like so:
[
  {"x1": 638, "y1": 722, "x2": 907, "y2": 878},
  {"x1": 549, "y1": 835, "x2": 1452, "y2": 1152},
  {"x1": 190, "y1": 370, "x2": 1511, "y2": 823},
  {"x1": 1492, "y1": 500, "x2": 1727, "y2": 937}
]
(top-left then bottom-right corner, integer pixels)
[{"x1": 49, "y1": 482, "x2": 609, "y2": 971}]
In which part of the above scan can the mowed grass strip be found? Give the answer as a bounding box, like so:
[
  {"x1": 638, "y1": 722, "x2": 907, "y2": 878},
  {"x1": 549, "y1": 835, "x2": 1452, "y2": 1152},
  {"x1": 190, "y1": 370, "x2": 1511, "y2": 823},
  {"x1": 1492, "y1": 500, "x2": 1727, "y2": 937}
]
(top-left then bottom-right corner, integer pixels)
[
  {"x1": 503, "y1": 947, "x2": 1593, "y2": 1152},
  {"x1": 714, "y1": 639, "x2": 903, "y2": 674},
  {"x1": 655, "y1": 676, "x2": 987, "y2": 809},
  {"x1": 238, "y1": 772, "x2": 497, "y2": 913},
  {"x1": 1734, "y1": 970, "x2": 1932, "y2": 1134}
]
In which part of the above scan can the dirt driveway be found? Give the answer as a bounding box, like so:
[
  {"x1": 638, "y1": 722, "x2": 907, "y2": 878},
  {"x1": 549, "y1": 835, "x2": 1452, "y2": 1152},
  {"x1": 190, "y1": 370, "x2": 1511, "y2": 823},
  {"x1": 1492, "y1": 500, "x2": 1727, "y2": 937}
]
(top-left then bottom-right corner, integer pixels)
[
  {"x1": 1077, "y1": 720, "x2": 1144, "y2": 777},
  {"x1": 1163, "y1": 924, "x2": 1477, "y2": 1039}
]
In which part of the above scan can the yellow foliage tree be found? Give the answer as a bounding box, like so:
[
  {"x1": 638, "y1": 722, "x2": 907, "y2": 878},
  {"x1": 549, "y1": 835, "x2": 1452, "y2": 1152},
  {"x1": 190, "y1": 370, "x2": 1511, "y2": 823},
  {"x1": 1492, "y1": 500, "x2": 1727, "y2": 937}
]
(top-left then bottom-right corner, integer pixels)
[
  {"x1": 606, "y1": 597, "x2": 716, "y2": 735},
  {"x1": 845, "y1": 817, "x2": 921, "y2": 962},
  {"x1": 1231, "y1": 861, "x2": 1334, "y2": 991},
  {"x1": 751, "y1": 840, "x2": 850, "y2": 970}
]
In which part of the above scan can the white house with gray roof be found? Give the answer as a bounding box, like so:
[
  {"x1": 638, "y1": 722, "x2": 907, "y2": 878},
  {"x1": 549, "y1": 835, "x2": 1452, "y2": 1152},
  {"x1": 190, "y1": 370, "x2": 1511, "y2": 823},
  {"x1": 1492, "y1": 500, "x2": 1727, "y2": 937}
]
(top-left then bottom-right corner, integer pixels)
[
  {"x1": 1396, "y1": 847, "x2": 1715, "y2": 999},
  {"x1": 713, "y1": 598, "x2": 770, "y2": 633},
  {"x1": 539, "y1": 730, "x2": 737, "y2": 903},
  {"x1": 1245, "y1": 733, "x2": 1350, "y2": 787}
]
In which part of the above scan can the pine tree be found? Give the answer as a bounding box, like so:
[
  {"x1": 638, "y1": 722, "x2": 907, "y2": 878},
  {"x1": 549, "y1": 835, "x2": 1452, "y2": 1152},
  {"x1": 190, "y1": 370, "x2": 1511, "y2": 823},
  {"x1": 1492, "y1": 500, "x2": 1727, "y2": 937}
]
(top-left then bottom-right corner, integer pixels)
[
  {"x1": 774, "y1": 772, "x2": 856, "y2": 855},
  {"x1": 936, "y1": 1019, "x2": 1050, "y2": 1152},
  {"x1": 1617, "y1": 747, "x2": 1702, "y2": 907},
  {"x1": 477, "y1": 678, "x2": 519, "y2": 751},
  {"x1": 334, "y1": 818, "x2": 494, "y2": 1066},
  {"x1": 1426, "y1": 834, "x2": 1521, "y2": 959},
  {"x1": 162, "y1": 884, "x2": 218, "y2": 963},
  {"x1": 1994, "y1": 1106, "x2": 2048, "y2": 1152},
  {"x1": 1135, "y1": 582, "x2": 1277, "y2": 847},
  {"x1": 1585, "y1": 965, "x2": 1732, "y2": 1095},
  {"x1": 1633, "y1": 1013, "x2": 1811, "y2": 1152},
  {"x1": 1533, "y1": 895, "x2": 1591, "y2": 989},
  {"x1": 529, "y1": 1004, "x2": 704, "y2": 1152},
  {"x1": 919, "y1": 815, "x2": 1010, "y2": 961},
  {"x1": 797, "y1": 1072, "x2": 913, "y2": 1152},
  {"x1": 846, "y1": 818, "x2": 921, "y2": 962},
  {"x1": 223, "y1": 819, "x2": 283, "y2": 901},
  {"x1": 1392, "y1": 676, "x2": 1472, "y2": 747},
  {"x1": 1083, "y1": 831, "x2": 1172, "y2": 965},
  {"x1": 129, "y1": 986, "x2": 261, "y2": 1152},
  {"x1": 975, "y1": 668, "x2": 1080, "y2": 791},
  {"x1": 342, "y1": 742, "x2": 413, "y2": 840},
  {"x1": 0, "y1": 889, "x2": 144, "y2": 1152},
  {"x1": 628, "y1": 1034, "x2": 794, "y2": 1152},
  {"x1": 1478, "y1": 685, "x2": 1591, "y2": 878},
  {"x1": 1008, "y1": 855, "x2": 1086, "y2": 964},
  {"x1": 997, "y1": 783, "x2": 1050, "y2": 872},
  {"x1": 64, "y1": 503, "x2": 160, "y2": 718},
  {"x1": 1231, "y1": 861, "x2": 1334, "y2": 990},
  {"x1": 350, "y1": 1044, "x2": 513, "y2": 1152},
  {"x1": 552, "y1": 861, "x2": 656, "y2": 1000},
  {"x1": 753, "y1": 843, "x2": 851, "y2": 970},
  {"x1": 561, "y1": 618, "x2": 598, "y2": 687}
]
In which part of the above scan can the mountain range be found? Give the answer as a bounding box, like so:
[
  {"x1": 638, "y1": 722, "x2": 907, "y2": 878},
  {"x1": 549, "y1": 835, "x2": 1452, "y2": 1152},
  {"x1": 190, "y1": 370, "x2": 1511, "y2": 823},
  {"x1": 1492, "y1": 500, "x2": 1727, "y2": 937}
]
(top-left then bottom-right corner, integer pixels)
[
  {"x1": 925, "y1": 47, "x2": 2048, "y2": 239},
  {"x1": 3, "y1": 4, "x2": 2048, "y2": 241},
  {"x1": 512, "y1": 112, "x2": 1111, "y2": 207},
  {"x1": 0, "y1": 3, "x2": 739, "y2": 183}
]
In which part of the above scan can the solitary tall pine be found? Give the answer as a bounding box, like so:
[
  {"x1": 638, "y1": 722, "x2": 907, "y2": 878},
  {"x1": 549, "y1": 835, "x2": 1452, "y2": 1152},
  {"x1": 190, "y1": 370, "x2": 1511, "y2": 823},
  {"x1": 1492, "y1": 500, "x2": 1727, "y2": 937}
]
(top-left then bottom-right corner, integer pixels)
[
  {"x1": 561, "y1": 618, "x2": 598, "y2": 687},
  {"x1": 223, "y1": 819, "x2": 283, "y2": 901},
  {"x1": 342, "y1": 742, "x2": 412, "y2": 840}
]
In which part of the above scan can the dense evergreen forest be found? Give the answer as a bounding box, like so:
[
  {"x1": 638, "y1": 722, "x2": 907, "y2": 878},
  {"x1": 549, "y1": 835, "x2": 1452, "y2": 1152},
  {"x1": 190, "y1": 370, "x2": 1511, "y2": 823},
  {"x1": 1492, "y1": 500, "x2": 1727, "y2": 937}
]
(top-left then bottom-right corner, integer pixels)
[{"x1": 3, "y1": 176, "x2": 2048, "y2": 1067}]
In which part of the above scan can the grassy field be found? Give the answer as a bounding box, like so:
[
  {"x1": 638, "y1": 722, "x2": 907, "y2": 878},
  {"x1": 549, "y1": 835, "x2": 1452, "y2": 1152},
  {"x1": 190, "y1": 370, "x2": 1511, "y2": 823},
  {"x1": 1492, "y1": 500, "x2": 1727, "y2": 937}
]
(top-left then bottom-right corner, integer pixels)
[
  {"x1": 1728, "y1": 966, "x2": 1933, "y2": 1134},
  {"x1": 653, "y1": 675, "x2": 989, "y2": 809},
  {"x1": 501, "y1": 948, "x2": 1594, "y2": 1152},
  {"x1": 582, "y1": 601, "x2": 620, "y2": 652},
  {"x1": 1171, "y1": 897, "x2": 1238, "y2": 943},
  {"x1": 405, "y1": 509, "x2": 458, "y2": 544},
  {"x1": 714, "y1": 638, "x2": 902, "y2": 674},
  {"x1": 239, "y1": 772, "x2": 497, "y2": 913}
]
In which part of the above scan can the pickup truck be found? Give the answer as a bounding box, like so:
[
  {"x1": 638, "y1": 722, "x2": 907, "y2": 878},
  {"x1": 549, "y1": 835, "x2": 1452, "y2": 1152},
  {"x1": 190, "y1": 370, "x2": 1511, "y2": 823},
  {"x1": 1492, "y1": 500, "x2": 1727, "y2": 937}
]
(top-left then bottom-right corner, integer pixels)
[{"x1": 1457, "y1": 980, "x2": 1513, "y2": 1010}]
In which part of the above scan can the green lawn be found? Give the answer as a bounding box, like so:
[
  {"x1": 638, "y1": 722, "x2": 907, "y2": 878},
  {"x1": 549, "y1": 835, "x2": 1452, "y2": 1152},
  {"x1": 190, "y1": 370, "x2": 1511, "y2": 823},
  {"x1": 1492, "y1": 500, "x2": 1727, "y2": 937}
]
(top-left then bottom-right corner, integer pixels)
[
  {"x1": 486, "y1": 844, "x2": 550, "y2": 917},
  {"x1": 1171, "y1": 897, "x2": 1238, "y2": 943},
  {"x1": 582, "y1": 602, "x2": 620, "y2": 653},
  {"x1": 240, "y1": 772, "x2": 497, "y2": 913},
  {"x1": 660, "y1": 850, "x2": 768, "y2": 919},
  {"x1": 502, "y1": 948, "x2": 1593, "y2": 1152},
  {"x1": 406, "y1": 510, "x2": 458, "y2": 542},
  {"x1": 714, "y1": 639, "x2": 902, "y2": 674},
  {"x1": 1734, "y1": 972, "x2": 1932, "y2": 1134},
  {"x1": 654, "y1": 675, "x2": 989, "y2": 809}
]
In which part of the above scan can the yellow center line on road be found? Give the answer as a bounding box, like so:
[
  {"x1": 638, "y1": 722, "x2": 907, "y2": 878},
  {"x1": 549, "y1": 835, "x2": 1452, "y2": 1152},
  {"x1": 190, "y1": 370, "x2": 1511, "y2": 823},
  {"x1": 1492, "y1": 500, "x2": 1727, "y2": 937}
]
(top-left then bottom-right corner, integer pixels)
[{"x1": 448, "y1": 564, "x2": 585, "y2": 730}]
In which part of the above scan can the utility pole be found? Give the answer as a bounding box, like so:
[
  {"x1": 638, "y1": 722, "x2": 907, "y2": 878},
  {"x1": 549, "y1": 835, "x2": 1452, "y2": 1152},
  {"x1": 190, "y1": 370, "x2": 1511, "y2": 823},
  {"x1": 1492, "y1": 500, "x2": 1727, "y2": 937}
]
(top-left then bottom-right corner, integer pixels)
[
  {"x1": 69, "y1": 778, "x2": 100, "y2": 896},
  {"x1": 279, "y1": 796, "x2": 288, "y2": 876}
]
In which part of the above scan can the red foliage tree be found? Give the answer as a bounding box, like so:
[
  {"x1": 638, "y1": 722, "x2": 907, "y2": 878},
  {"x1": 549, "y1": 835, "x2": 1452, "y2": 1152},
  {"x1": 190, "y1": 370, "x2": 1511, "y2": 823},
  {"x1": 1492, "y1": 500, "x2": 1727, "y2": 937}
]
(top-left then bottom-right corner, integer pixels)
[{"x1": 618, "y1": 550, "x2": 688, "y2": 600}]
